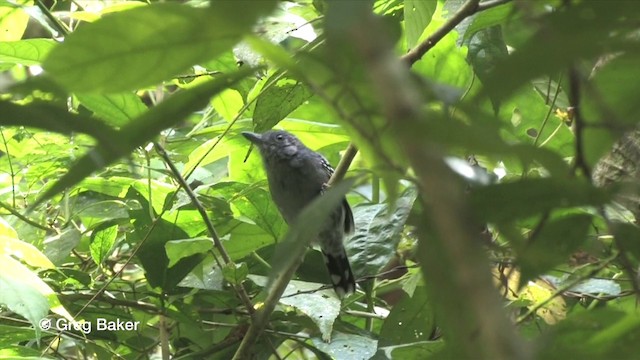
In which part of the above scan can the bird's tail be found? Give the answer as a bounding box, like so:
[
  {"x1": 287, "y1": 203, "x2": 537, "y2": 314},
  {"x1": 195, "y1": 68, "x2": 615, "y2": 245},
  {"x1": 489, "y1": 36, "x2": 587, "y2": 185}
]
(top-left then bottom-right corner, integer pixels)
[{"x1": 322, "y1": 248, "x2": 356, "y2": 298}]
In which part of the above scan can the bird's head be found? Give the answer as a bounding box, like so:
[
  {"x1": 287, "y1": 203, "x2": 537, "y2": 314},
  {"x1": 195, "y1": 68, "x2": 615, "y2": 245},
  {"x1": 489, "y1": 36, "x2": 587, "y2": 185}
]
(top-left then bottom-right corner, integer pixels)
[{"x1": 242, "y1": 130, "x2": 303, "y2": 159}]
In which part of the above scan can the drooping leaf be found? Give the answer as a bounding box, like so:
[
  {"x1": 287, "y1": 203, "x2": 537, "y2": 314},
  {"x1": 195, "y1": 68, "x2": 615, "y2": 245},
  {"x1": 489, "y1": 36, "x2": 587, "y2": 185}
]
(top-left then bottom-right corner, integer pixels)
[
  {"x1": 470, "y1": 178, "x2": 610, "y2": 223},
  {"x1": 127, "y1": 188, "x2": 204, "y2": 291},
  {"x1": 250, "y1": 275, "x2": 341, "y2": 342},
  {"x1": 404, "y1": 0, "x2": 436, "y2": 50},
  {"x1": 348, "y1": 187, "x2": 416, "y2": 278},
  {"x1": 379, "y1": 287, "x2": 435, "y2": 347},
  {"x1": 89, "y1": 223, "x2": 118, "y2": 266},
  {"x1": 253, "y1": 76, "x2": 313, "y2": 132},
  {"x1": 165, "y1": 237, "x2": 212, "y2": 268},
  {"x1": 43, "y1": 1, "x2": 277, "y2": 92}
]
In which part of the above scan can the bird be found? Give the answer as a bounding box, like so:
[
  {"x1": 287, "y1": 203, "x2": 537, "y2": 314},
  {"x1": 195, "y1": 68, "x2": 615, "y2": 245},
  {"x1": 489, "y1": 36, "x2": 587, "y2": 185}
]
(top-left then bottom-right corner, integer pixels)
[{"x1": 241, "y1": 130, "x2": 356, "y2": 297}]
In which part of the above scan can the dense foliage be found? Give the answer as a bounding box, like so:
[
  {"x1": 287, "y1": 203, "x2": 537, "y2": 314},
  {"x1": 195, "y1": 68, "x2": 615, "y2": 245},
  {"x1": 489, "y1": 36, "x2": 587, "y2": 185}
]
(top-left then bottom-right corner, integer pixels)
[{"x1": 1, "y1": 0, "x2": 640, "y2": 359}]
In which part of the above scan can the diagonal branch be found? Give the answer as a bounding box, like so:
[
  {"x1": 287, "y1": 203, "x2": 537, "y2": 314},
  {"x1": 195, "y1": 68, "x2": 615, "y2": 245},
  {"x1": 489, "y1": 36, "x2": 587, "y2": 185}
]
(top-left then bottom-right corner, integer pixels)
[
  {"x1": 401, "y1": 0, "x2": 513, "y2": 66},
  {"x1": 154, "y1": 143, "x2": 255, "y2": 317}
]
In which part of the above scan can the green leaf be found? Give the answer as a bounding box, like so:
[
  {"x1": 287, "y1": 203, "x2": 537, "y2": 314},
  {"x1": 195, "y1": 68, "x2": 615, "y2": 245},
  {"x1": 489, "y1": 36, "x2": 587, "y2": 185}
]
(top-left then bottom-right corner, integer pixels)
[
  {"x1": 613, "y1": 223, "x2": 640, "y2": 260},
  {"x1": 0, "y1": 345, "x2": 44, "y2": 357},
  {"x1": 165, "y1": 237, "x2": 212, "y2": 268},
  {"x1": 0, "y1": 0, "x2": 31, "y2": 41},
  {"x1": 233, "y1": 187, "x2": 286, "y2": 241},
  {"x1": 0, "y1": 39, "x2": 55, "y2": 65},
  {"x1": 0, "y1": 217, "x2": 17, "y2": 238},
  {"x1": 225, "y1": 221, "x2": 276, "y2": 261},
  {"x1": 470, "y1": 178, "x2": 610, "y2": 223},
  {"x1": 461, "y1": 2, "x2": 514, "y2": 44},
  {"x1": 0, "y1": 256, "x2": 51, "y2": 342},
  {"x1": 348, "y1": 187, "x2": 416, "y2": 278},
  {"x1": 587, "y1": 53, "x2": 640, "y2": 127},
  {"x1": 127, "y1": 188, "x2": 204, "y2": 291},
  {"x1": 211, "y1": 88, "x2": 244, "y2": 122},
  {"x1": 518, "y1": 214, "x2": 592, "y2": 284},
  {"x1": 42, "y1": 228, "x2": 82, "y2": 266},
  {"x1": 252, "y1": 76, "x2": 313, "y2": 132},
  {"x1": 43, "y1": 1, "x2": 276, "y2": 92},
  {"x1": 76, "y1": 92, "x2": 147, "y2": 127},
  {"x1": 411, "y1": 12, "x2": 471, "y2": 88},
  {"x1": 34, "y1": 67, "x2": 254, "y2": 208},
  {"x1": 404, "y1": 0, "x2": 436, "y2": 49},
  {"x1": 539, "y1": 309, "x2": 640, "y2": 360},
  {"x1": 0, "y1": 235, "x2": 54, "y2": 269},
  {"x1": 222, "y1": 262, "x2": 248, "y2": 285},
  {"x1": 178, "y1": 256, "x2": 224, "y2": 291},
  {"x1": 251, "y1": 274, "x2": 342, "y2": 341},
  {"x1": 482, "y1": 1, "x2": 640, "y2": 101},
  {"x1": 89, "y1": 224, "x2": 118, "y2": 266},
  {"x1": 379, "y1": 287, "x2": 435, "y2": 347}
]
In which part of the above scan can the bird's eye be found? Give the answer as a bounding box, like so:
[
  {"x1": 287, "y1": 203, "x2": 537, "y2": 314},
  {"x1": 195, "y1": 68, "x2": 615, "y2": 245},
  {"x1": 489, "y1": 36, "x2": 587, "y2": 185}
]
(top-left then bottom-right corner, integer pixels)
[{"x1": 276, "y1": 134, "x2": 284, "y2": 141}]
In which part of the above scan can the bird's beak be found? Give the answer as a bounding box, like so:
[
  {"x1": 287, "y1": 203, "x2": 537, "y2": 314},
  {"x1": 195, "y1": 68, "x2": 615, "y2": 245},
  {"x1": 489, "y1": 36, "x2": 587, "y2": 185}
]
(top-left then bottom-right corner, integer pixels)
[{"x1": 241, "y1": 131, "x2": 263, "y2": 145}]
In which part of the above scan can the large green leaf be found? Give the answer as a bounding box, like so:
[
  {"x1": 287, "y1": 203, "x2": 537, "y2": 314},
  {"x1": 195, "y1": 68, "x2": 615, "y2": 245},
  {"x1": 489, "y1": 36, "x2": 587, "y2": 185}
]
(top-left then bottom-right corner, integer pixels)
[
  {"x1": 127, "y1": 188, "x2": 204, "y2": 291},
  {"x1": 470, "y1": 178, "x2": 610, "y2": 223},
  {"x1": 0, "y1": 39, "x2": 55, "y2": 65},
  {"x1": 378, "y1": 287, "x2": 435, "y2": 347},
  {"x1": 348, "y1": 187, "x2": 416, "y2": 278},
  {"x1": 43, "y1": 1, "x2": 276, "y2": 92},
  {"x1": 76, "y1": 92, "x2": 147, "y2": 127},
  {"x1": 404, "y1": 0, "x2": 436, "y2": 49},
  {"x1": 249, "y1": 275, "x2": 341, "y2": 342},
  {"x1": 35, "y1": 68, "x2": 254, "y2": 207},
  {"x1": 538, "y1": 309, "x2": 640, "y2": 360},
  {"x1": 482, "y1": 1, "x2": 640, "y2": 101},
  {"x1": 252, "y1": 76, "x2": 313, "y2": 132},
  {"x1": 0, "y1": 256, "x2": 50, "y2": 342},
  {"x1": 0, "y1": 0, "x2": 31, "y2": 41}
]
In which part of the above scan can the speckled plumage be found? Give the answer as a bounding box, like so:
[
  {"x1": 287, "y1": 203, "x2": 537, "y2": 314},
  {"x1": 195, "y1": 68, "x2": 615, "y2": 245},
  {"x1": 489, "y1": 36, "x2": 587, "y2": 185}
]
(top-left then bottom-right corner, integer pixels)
[{"x1": 242, "y1": 130, "x2": 356, "y2": 297}]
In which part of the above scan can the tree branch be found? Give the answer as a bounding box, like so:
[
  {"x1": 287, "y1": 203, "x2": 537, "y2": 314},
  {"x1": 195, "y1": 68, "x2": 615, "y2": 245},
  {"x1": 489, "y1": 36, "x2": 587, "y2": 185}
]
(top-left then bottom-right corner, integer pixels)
[
  {"x1": 400, "y1": 0, "x2": 513, "y2": 67},
  {"x1": 327, "y1": 142, "x2": 358, "y2": 186},
  {"x1": 401, "y1": 0, "x2": 480, "y2": 66},
  {"x1": 344, "y1": 3, "x2": 530, "y2": 358}
]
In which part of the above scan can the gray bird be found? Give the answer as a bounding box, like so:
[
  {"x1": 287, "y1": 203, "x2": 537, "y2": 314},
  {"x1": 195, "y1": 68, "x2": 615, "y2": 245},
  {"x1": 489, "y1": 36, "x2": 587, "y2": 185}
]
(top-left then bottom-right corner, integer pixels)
[{"x1": 241, "y1": 130, "x2": 356, "y2": 297}]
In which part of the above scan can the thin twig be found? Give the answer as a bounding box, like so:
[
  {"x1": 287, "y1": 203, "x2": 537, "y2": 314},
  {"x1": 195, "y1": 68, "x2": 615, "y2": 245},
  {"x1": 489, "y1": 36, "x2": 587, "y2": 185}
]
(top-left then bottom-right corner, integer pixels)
[
  {"x1": 401, "y1": 0, "x2": 513, "y2": 67},
  {"x1": 344, "y1": 309, "x2": 387, "y2": 320},
  {"x1": 533, "y1": 74, "x2": 564, "y2": 147},
  {"x1": 568, "y1": 67, "x2": 591, "y2": 178},
  {"x1": 478, "y1": 0, "x2": 513, "y2": 12},
  {"x1": 516, "y1": 254, "x2": 618, "y2": 324},
  {"x1": 327, "y1": 143, "x2": 358, "y2": 186},
  {"x1": 154, "y1": 143, "x2": 255, "y2": 316},
  {"x1": 401, "y1": 0, "x2": 480, "y2": 66},
  {"x1": 35, "y1": 0, "x2": 70, "y2": 36},
  {"x1": 0, "y1": 201, "x2": 52, "y2": 231}
]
